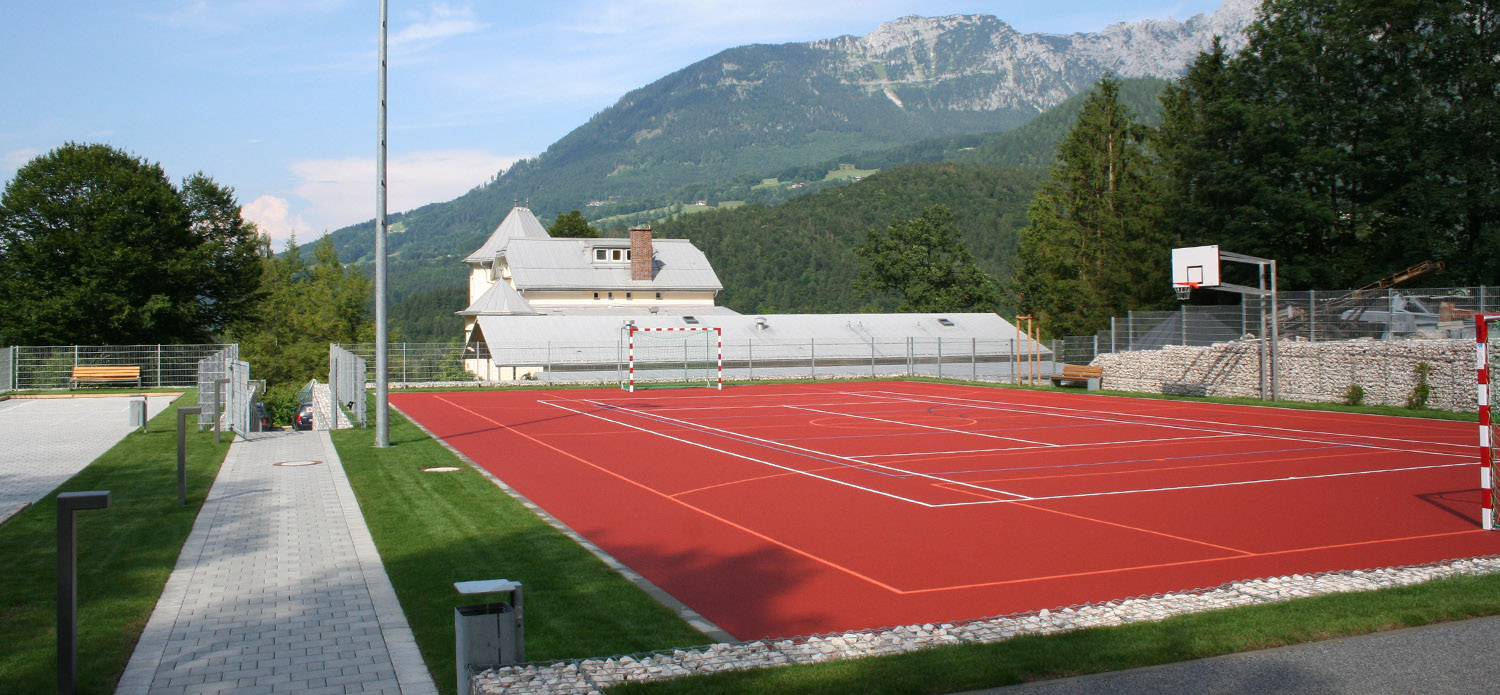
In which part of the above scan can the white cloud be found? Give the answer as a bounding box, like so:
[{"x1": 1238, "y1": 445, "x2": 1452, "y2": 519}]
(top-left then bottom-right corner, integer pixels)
[
  {"x1": 3, "y1": 148, "x2": 42, "y2": 181},
  {"x1": 392, "y1": 4, "x2": 489, "y2": 49},
  {"x1": 241, "y1": 195, "x2": 311, "y2": 250},
  {"x1": 283, "y1": 149, "x2": 520, "y2": 237}
]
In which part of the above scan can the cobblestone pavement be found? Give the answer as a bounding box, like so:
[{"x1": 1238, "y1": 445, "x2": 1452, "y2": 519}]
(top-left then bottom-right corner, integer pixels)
[
  {"x1": 117, "y1": 429, "x2": 435, "y2": 695},
  {"x1": 0, "y1": 394, "x2": 174, "y2": 523}
]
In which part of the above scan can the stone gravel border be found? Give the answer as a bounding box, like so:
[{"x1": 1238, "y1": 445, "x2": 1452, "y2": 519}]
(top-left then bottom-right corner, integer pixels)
[{"x1": 472, "y1": 554, "x2": 1500, "y2": 695}]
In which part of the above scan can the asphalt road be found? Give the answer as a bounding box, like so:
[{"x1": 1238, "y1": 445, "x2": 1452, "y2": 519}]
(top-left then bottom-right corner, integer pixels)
[{"x1": 968, "y1": 615, "x2": 1499, "y2": 695}]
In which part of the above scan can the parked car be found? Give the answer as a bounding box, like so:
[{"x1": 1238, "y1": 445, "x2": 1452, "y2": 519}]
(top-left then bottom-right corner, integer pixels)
[
  {"x1": 251, "y1": 401, "x2": 271, "y2": 431},
  {"x1": 293, "y1": 401, "x2": 314, "y2": 430}
]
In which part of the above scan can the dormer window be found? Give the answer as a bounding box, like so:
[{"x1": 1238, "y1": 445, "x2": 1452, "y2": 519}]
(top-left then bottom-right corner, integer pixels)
[{"x1": 593, "y1": 248, "x2": 631, "y2": 262}]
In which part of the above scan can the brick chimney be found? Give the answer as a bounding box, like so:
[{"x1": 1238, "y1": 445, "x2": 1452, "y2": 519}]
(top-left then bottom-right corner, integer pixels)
[{"x1": 630, "y1": 225, "x2": 653, "y2": 281}]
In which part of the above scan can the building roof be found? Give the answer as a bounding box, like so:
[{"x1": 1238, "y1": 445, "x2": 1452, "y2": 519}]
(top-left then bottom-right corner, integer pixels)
[
  {"x1": 457, "y1": 278, "x2": 537, "y2": 316},
  {"x1": 505, "y1": 238, "x2": 722, "y2": 292},
  {"x1": 463, "y1": 206, "x2": 551, "y2": 264},
  {"x1": 474, "y1": 312, "x2": 1046, "y2": 355}
]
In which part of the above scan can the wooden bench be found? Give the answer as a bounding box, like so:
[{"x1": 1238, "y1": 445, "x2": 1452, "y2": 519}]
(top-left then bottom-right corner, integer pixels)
[
  {"x1": 70, "y1": 365, "x2": 141, "y2": 389},
  {"x1": 1049, "y1": 364, "x2": 1102, "y2": 390}
]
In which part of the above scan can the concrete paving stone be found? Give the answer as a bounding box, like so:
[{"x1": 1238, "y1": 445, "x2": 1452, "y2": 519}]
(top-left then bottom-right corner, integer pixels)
[{"x1": 116, "y1": 430, "x2": 436, "y2": 695}]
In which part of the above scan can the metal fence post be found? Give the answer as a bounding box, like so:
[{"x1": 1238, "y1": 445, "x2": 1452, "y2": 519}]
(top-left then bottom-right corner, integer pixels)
[
  {"x1": 1011, "y1": 338, "x2": 1017, "y2": 384},
  {"x1": 871, "y1": 341, "x2": 876, "y2": 378},
  {"x1": 937, "y1": 338, "x2": 943, "y2": 379},
  {"x1": 748, "y1": 340, "x2": 754, "y2": 381},
  {"x1": 1128, "y1": 311, "x2": 1134, "y2": 351},
  {"x1": 1308, "y1": 291, "x2": 1316, "y2": 343},
  {"x1": 546, "y1": 342, "x2": 552, "y2": 385},
  {"x1": 810, "y1": 338, "x2": 816, "y2": 380},
  {"x1": 971, "y1": 337, "x2": 977, "y2": 381}
]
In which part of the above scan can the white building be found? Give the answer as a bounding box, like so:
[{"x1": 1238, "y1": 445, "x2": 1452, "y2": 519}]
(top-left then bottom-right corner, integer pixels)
[{"x1": 459, "y1": 206, "x2": 1045, "y2": 381}]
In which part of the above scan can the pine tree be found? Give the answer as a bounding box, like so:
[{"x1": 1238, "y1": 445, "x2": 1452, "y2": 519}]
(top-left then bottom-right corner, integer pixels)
[{"x1": 1014, "y1": 76, "x2": 1168, "y2": 337}]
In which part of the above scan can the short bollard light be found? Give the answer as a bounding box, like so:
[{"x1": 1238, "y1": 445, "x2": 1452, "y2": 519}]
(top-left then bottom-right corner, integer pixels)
[
  {"x1": 176, "y1": 407, "x2": 203, "y2": 506},
  {"x1": 57, "y1": 490, "x2": 110, "y2": 695}
]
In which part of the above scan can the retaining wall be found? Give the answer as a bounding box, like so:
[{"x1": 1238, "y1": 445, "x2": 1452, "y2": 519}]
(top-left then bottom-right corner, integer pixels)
[{"x1": 1094, "y1": 338, "x2": 1475, "y2": 411}]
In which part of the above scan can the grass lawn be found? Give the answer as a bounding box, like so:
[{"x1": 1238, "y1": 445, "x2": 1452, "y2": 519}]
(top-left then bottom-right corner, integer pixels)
[
  {"x1": 330, "y1": 408, "x2": 709, "y2": 695},
  {"x1": 0, "y1": 392, "x2": 231, "y2": 695},
  {"x1": 330, "y1": 382, "x2": 1490, "y2": 695}
]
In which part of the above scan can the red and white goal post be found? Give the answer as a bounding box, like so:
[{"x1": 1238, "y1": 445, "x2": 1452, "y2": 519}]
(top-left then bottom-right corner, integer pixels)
[
  {"x1": 621, "y1": 326, "x2": 722, "y2": 392},
  {"x1": 1480, "y1": 313, "x2": 1500, "y2": 530}
]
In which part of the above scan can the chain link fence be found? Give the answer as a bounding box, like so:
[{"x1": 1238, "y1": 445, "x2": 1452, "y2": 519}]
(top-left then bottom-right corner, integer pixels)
[
  {"x1": 2, "y1": 344, "x2": 237, "y2": 391},
  {"x1": 329, "y1": 345, "x2": 368, "y2": 427},
  {"x1": 0, "y1": 346, "x2": 13, "y2": 394},
  {"x1": 1060, "y1": 286, "x2": 1494, "y2": 364},
  {"x1": 195, "y1": 346, "x2": 256, "y2": 434}
]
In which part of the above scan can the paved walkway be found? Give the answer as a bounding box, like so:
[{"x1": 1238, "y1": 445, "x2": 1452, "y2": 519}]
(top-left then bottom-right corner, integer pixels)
[
  {"x1": 0, "y1": 394, "x2": 174, "y2": 523},
  {"x1": 972, "y1": 614, "x2": 1500, "y2": 695},
  {"x1": 118, "y1": 429, "x2": 436, "y2": 695}
]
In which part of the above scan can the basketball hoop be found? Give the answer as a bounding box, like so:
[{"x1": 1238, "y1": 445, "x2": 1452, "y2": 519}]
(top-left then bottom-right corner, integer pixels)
[{"x1": 1174, "y1": 282, "x2": 1198, "y2": 301}]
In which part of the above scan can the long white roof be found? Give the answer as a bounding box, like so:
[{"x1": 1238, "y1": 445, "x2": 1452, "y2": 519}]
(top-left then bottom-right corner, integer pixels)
[
  {"x1": 474, "y1": 312, "x2": 1043, "y2": 352},
  {"x1": 463, "y1": 206, "x2": 551, "y2": 264}
]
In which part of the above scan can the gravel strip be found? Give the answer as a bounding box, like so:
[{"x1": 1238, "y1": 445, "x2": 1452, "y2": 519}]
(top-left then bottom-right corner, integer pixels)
[{"x1": 472, "y1": 555, "x2": 1500, "y2": 695}]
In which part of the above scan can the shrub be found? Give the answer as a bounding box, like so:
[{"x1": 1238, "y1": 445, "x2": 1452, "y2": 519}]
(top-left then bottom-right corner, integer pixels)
[
  {"x1": 1406, "y1": 361, "x2": 1432, "y2": 409},
  {"x1": 1343, "y1": 383, "x2": 1365, "y2": 407}
]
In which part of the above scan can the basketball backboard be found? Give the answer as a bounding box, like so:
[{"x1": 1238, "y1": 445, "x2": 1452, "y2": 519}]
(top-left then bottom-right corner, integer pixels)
[{"x1": 1171, "y1": 245, "x2": 1221, "y2": 288}]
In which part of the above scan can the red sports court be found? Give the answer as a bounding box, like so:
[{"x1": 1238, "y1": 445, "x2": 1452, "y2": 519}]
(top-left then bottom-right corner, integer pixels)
[{"x1": 393, "y1": 381, "x2": 1498, "y2": 640}]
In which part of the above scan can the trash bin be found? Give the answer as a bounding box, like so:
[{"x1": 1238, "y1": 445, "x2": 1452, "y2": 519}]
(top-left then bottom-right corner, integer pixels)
[
  {"x1": 454, "y1": 580, "x2": 524, "y2": 695},
  {"x1": 128, "y1": 400, "x2": 147, "y2": 430}
]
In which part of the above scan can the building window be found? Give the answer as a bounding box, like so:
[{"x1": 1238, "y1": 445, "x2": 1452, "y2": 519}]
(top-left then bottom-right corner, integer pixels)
[
  {"x1": 655, "y1": 292, "x2": 662, "y2": 300},
  {"x1": 608, "y1": 292, "x2": 614, "y2": 300},
  {"x1": 595, "y1": 248, "x2": 607, "y2": 261},
  {"x1": 626, "y1": 292, "x2": 632, "y2": 300},
  {"x1": 612, "y1": 249, "x2": 624, "y2": 261},
  {"x1": 593, "y1": 292, "x2": 600, "y2": 300}
]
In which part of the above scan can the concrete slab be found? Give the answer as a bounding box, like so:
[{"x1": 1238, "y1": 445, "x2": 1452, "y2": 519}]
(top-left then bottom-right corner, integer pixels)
[{"x1": 0, "y1": 394, "x2": 176, "y2": 523}]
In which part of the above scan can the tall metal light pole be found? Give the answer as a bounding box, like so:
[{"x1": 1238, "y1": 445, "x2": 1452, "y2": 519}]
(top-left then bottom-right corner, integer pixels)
[{"x1": 374, "y1": 0, "x2": 391, "y2": 447}]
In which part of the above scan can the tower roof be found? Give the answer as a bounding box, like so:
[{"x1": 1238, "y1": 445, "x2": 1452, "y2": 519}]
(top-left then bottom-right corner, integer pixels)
[{"x1": 463, "y1": 206, "x2": 551, "y2": 264}]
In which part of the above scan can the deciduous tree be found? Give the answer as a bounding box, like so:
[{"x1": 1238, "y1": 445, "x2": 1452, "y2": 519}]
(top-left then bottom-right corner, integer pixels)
[
  {"x1": 0, "y1": 143, "x2": 262, "y2": 345},
  {"x1": 548, "y1": 210, "x2": 600, "y2": 238},
  {"x1": 855, "y1": 204, "x2": 999, "y2": 312}
]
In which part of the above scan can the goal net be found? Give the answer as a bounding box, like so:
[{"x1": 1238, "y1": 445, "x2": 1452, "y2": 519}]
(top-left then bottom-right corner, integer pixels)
[
  {"x1": 621, "y1": 327, "x2": 722, "y2": 392},
  {"x1": 1481, "y1": 314, "x2": 1500, "y2": 530}
]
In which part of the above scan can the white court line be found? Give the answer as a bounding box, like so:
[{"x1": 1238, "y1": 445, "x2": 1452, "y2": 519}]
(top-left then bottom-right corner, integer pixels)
[
  {"x1": 570, "y1": 398, "x2": 1035, "y2": 502},
  {"x1": 926, "y1": 462, "x2": 1472, "y2": 507},
  {"x1": 786, "y1": 405, "x2": 1058, "y2": 447},
  {"x1": 540, "y1": 400, "x2": 942, "y2": 507},
  {"x1": 859, "y1": 390, "x2": 1473, "y2": 459},
  {"x1": 870, "y1": 388, "x2": 1474, "y2": 451},
  {"x1": 850, "y1": 434, "x2": 1239, "y2": 459}
]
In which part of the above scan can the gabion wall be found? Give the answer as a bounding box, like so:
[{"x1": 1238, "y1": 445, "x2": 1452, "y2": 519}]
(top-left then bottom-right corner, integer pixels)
[{"x1": 1094, "y1": 338, "x2": 1475, "y2": 411}]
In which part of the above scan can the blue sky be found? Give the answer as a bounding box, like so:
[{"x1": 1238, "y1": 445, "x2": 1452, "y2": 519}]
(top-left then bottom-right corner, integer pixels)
[{"x1": 1, "y1": 1, "x2": 1227, "y2": 248}]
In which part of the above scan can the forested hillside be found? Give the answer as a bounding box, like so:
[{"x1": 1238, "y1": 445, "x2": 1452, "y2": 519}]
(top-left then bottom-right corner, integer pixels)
[
  {"x1": 379, "y1": 79, "x2": 1168, "y2": 340},
  {"x1": 654, "y1": 163, "x2": 1045, "y2": 314}
]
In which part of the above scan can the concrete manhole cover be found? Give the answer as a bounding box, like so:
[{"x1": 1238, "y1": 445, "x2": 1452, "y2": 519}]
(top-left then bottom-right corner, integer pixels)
[
  {"x1": 273, "y1": 460, "x2": 323, "y2": 467},
  {"x1": 421, "y1": 466, "x2": 462, "y2": 473}
]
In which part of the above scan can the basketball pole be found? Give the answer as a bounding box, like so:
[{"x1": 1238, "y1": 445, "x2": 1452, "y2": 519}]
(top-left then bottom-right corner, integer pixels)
[{"x1": 373, "y1": 0, "x2": 390, "y2": 447}]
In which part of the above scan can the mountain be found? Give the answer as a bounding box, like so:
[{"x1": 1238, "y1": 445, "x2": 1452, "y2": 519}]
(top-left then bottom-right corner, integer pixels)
[{"x1": 325, "y1": 1, "x2": 1259, "y2": 333}]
